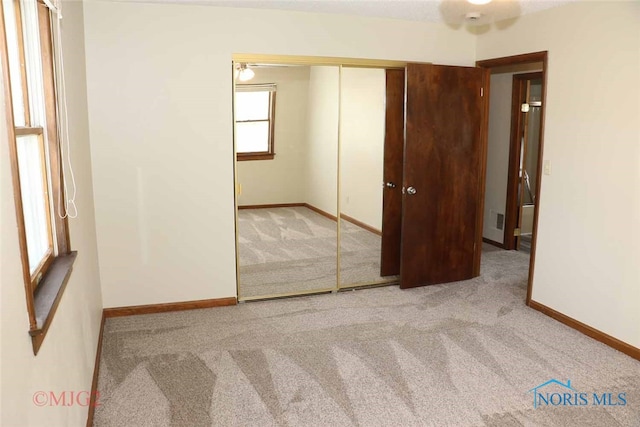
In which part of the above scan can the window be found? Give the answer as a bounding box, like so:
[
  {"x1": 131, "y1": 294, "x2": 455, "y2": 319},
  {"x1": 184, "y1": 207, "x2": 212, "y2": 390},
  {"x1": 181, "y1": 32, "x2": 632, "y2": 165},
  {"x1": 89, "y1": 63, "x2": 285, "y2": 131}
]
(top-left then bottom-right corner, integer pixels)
[
  {"x1": 235, "y1": 84, "x2": 276, "y2": 161},
  {"x1": 1, "y1": 0, "x2": 75, "y2": 354}
]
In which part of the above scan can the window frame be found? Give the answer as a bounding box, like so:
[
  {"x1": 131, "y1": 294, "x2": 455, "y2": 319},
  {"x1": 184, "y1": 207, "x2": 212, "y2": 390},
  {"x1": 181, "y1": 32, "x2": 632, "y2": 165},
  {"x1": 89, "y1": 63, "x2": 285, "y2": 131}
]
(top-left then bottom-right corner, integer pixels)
[
  {"x1": 235, "y1": 85, "x2": 277, "y2": 161},
  {"x1": 15, "y1": 128, "x2": 56, "y2": 291},
  {"x1": 1, "y1": 0, "x2": 75, "y2": 355}
]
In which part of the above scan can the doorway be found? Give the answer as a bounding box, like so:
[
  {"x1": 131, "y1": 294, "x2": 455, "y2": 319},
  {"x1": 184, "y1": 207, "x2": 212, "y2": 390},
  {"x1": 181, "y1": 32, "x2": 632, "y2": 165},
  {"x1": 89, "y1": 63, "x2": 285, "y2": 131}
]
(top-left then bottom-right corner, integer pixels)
[
  {"x1": 477, "y1": 52, "x2": 548, "y2": 304},
  {"x1": 511, "y1": 72, "x2": 543, "y2": 253}
]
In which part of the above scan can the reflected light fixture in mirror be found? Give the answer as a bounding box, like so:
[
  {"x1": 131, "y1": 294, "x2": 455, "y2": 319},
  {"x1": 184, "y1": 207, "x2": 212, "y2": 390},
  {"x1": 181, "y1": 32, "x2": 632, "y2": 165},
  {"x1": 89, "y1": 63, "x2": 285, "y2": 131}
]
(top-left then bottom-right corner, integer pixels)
[
  {"x1": 467, "y1": 0, "x2": 491, "y2": 4},
  {"x1": 236, "y1": 63, "x2": 255, "y2": 82}
]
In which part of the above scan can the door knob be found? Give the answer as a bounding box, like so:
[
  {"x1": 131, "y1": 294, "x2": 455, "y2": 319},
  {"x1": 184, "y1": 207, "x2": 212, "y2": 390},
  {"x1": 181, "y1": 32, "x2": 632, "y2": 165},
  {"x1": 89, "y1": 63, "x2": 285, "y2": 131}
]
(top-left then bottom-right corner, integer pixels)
[
  {"x1": 385, "y1": 182, "x2": 397, "y2": 189},
  {"x1": 406, "y1": 186, "x2": 417, "y2": 195}
]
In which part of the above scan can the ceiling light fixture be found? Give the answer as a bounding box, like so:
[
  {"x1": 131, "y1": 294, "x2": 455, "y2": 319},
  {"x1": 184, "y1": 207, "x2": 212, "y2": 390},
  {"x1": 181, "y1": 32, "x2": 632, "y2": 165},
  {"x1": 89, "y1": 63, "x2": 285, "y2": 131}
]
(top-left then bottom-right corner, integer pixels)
[
  {"x1": 237, "y1": 63, "x2": 255, "y2": 82},
  {"x1": 467, "y1": 0, "x2": 492, "y2": 5}
]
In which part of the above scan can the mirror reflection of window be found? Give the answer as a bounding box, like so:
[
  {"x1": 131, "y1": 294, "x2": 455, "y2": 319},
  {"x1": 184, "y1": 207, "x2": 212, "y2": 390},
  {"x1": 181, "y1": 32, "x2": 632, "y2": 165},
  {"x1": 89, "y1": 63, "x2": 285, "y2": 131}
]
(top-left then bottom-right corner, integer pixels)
[{"x1": 235, "y1": 84, "x2": 276, "y2": 160}]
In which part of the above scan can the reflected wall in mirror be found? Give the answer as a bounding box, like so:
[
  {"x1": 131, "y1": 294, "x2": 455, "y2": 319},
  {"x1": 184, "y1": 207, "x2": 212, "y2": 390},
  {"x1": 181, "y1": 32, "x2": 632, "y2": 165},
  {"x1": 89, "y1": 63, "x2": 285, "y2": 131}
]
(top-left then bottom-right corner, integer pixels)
[
  {"x1": 339, "y1": 67, "x2": 399, "y2": 287},
  {"x1": 236, "y1": 64, "x2": 340, "y2": 299}
]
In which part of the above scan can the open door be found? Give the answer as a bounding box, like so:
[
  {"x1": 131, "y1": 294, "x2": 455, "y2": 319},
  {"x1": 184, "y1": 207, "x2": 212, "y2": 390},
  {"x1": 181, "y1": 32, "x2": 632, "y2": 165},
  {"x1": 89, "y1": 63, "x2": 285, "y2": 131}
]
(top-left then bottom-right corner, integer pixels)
[
  {"x1": 400, "y1": 64, "x2": 488, "y2": 289},
  {"x1": 380, "y1": 69, "x2": 405, "y2": 277}
]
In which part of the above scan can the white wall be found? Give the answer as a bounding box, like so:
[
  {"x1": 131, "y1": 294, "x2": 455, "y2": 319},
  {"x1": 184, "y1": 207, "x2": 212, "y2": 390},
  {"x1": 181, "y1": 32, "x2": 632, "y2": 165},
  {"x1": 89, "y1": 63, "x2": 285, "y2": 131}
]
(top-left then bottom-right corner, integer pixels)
[
  {"x1": 236, "y1": 66, "x2": 310, "y2": 206},
  {"x1": 304, "y1": 66, "x2": 340, "y2": 216},
  {"x1": 478, "y1": 1, "x2": 640, "y2": 347},
  {"x1": 0, "y1": 2, "x2": 103, "y2": 425},
  {"x1": 340, "y1": 67, "x2": 385, "y2": 230},
  {"x1": 83, "y1": 2, "x2": 477, "y2": 308}
]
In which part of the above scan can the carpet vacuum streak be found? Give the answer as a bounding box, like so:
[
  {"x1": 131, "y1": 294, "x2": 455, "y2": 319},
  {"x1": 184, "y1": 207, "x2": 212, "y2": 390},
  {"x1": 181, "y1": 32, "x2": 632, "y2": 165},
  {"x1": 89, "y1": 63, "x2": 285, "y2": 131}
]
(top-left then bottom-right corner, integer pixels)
[{"x1": 94, "y1": 250, "x2": 640, "y2": 426}]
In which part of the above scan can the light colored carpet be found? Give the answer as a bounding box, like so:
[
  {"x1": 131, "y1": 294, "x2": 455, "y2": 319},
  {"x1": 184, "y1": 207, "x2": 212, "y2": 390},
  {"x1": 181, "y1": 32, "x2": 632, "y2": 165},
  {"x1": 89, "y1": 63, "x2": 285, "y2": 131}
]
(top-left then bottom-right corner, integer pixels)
[
  {"x1": 93, "y1": 250, "x2": 640, "y2": 426},
  {"x1": 238, "y1": 207, "x2": 394, "y2": 298},
  {"x1": 482, "y1": 242, "x2": 503, "y2": 253}
]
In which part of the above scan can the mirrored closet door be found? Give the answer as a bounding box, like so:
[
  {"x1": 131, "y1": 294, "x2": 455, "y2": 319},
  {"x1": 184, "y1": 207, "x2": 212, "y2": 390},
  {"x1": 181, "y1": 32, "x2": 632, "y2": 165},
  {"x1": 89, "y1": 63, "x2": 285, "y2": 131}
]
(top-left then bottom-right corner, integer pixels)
[
  {"x1": 338, "y1": 67, "x2": 399, "y2": 288},
  {"x1": 235, "y1": 63, "x2": 340, "y2": 300},
  {"x1": 235, "y1": 56, "x2": 489, "y2": 300},
  {"x1": 234, "y1": 59, "x2": 403, "y2": 301}
]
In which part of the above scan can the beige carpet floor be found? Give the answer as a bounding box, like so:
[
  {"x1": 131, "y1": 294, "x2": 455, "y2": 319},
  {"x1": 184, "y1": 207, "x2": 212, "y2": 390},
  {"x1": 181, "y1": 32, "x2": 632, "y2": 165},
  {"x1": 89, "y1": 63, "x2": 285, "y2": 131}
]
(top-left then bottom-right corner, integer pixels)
[{"x1": 93, "y1": 250, "x2": 640, "y2": 426}]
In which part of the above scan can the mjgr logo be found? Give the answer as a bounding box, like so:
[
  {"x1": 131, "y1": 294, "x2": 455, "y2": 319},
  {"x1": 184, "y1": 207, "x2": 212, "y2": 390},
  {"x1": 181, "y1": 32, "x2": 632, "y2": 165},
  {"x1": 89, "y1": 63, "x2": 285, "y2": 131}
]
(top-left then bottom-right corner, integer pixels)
[{"x1": 528, "y1": 379, "x2": 627, "y2": 409}]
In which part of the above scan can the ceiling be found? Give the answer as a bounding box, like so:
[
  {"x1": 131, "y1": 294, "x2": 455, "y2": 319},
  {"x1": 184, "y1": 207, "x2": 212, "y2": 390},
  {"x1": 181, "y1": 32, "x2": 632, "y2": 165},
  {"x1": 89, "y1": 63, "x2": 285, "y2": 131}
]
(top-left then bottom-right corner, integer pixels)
[{"x1": 115, "y1": 0, "x2": 575, "y2": 25}]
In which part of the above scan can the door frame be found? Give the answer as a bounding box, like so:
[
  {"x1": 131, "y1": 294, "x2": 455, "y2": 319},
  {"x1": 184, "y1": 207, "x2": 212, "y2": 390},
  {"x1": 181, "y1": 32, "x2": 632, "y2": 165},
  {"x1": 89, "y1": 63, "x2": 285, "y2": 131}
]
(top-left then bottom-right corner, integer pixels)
[{"x1": 476, "y1": 51, "x2": 548, "y2": 305}]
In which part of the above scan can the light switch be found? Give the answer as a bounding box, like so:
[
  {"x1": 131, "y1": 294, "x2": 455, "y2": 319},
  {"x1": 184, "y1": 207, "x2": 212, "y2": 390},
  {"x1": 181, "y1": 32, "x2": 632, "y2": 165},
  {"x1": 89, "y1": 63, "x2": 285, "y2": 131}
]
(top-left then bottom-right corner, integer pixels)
[{"x1": 543, "y1": 160, "x2": 551, "y2": 176}]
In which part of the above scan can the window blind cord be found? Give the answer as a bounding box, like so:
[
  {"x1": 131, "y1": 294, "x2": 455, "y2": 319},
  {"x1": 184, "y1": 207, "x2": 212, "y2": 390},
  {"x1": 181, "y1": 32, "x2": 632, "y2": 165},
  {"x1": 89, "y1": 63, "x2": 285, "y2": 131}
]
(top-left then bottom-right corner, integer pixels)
[{"x1": 50, "y1": 2, "x2": 78, "y2": 219}]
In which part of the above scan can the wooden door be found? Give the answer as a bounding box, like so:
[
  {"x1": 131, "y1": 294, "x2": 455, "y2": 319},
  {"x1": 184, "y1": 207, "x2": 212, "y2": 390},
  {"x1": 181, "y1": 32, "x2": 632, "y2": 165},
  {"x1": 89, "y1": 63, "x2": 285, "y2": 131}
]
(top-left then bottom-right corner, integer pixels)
[
  {"x1": 400, "y1": 64, "x2": 488, "y2": 289},
  {"x1": 380, "y1": 69, "x2": 405, "y2": 277}
]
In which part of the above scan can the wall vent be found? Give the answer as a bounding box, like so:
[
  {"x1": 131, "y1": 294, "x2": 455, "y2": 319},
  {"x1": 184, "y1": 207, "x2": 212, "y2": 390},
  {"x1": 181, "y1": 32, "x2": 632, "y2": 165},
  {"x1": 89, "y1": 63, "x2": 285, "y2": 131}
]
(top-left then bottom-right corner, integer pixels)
[{"x1": 496, "y1": 213, "x2": 504, "y2": 230}]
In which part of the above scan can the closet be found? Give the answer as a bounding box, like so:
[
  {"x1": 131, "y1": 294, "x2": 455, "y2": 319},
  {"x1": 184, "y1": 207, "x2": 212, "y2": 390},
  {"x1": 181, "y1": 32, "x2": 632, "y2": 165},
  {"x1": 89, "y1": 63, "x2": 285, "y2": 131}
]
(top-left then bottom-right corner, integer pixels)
[{"x1": 233, "y1": 56, "x2": 488, "y2": 301}]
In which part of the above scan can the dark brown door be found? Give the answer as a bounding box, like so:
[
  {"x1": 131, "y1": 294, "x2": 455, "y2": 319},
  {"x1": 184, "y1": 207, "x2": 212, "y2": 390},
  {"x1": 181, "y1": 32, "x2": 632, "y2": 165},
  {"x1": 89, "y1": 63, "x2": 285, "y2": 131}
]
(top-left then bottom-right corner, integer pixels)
[
  {"x1": 380, "y1": 69, "x2": 405, "y2": 277},
  {"x1": 400, "y1": 64, "x2": 488, "y2": 289}
]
